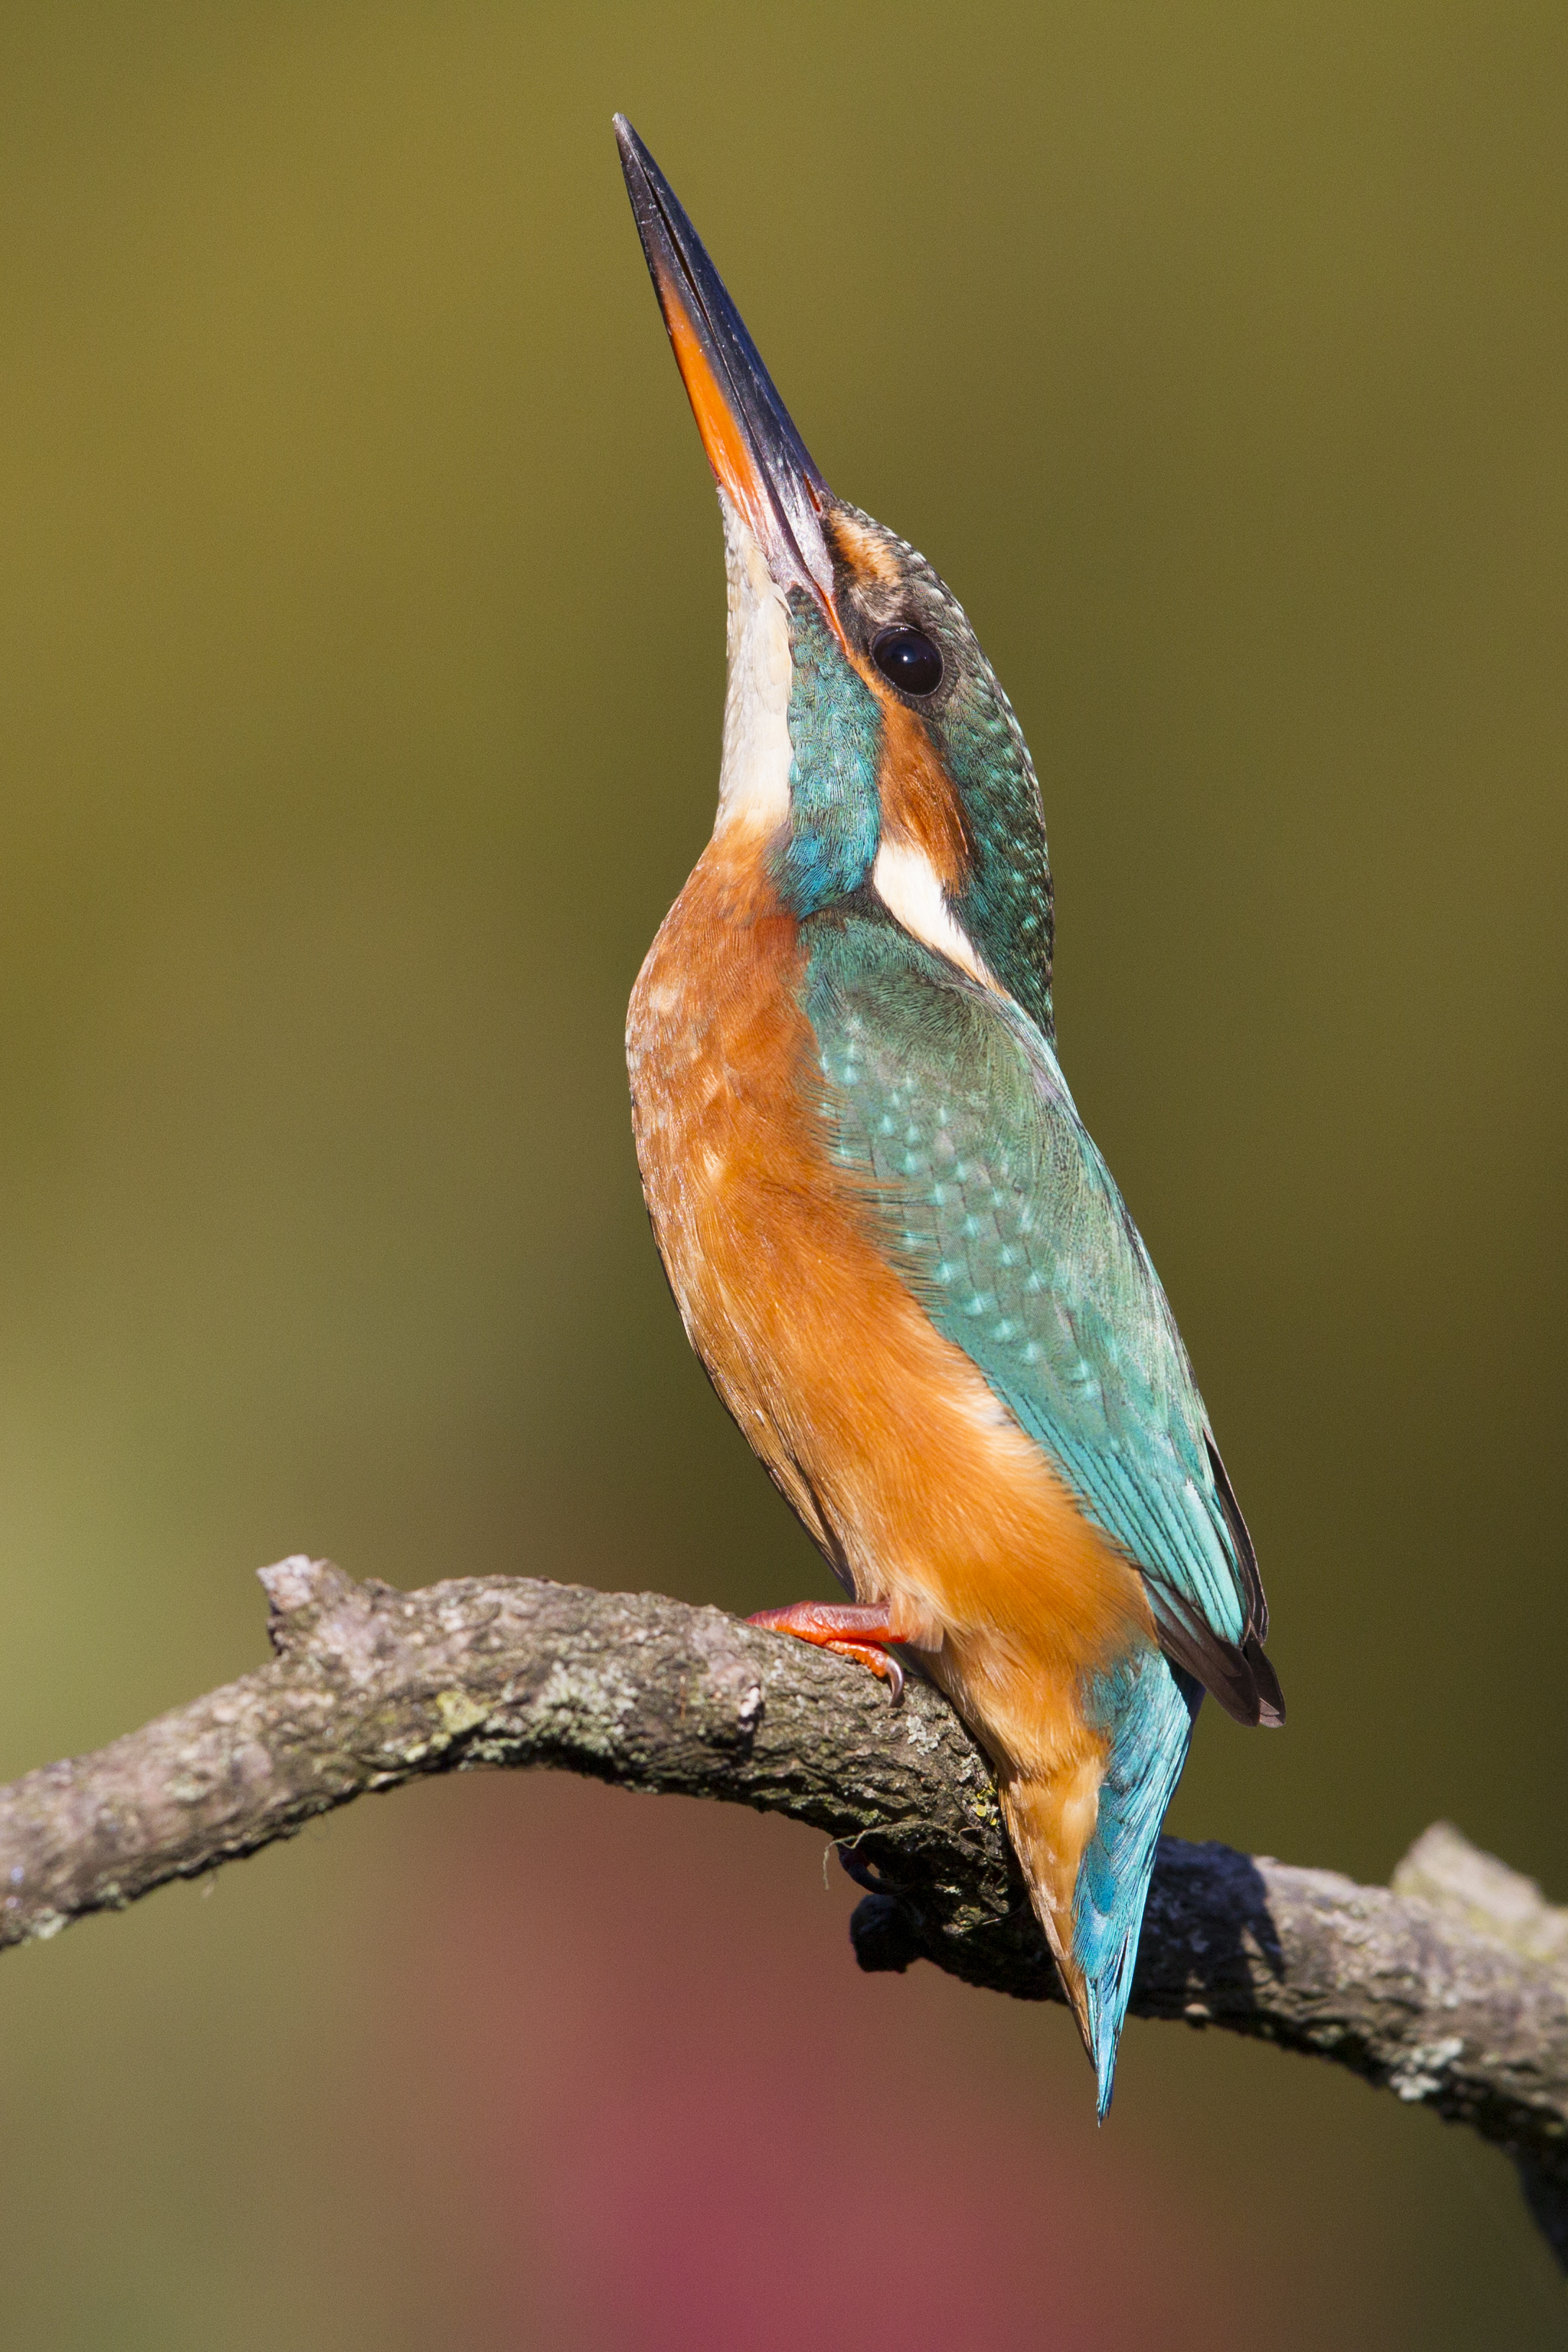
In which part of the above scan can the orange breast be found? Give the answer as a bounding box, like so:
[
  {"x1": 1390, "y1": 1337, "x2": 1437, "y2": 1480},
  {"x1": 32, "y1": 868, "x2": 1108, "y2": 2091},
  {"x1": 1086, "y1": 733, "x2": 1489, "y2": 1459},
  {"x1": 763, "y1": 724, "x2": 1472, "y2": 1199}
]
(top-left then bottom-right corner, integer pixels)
[{"x1": 625, "y1": 821, "x2": 1156, "y2": 1799}]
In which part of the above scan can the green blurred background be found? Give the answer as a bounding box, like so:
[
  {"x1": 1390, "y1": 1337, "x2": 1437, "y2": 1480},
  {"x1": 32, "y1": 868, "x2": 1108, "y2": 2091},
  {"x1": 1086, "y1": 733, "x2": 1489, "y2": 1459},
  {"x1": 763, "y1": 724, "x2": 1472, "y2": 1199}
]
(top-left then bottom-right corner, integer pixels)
[{"x1": 0, "y1": 3, "x2": 1563, "y2": 2342}]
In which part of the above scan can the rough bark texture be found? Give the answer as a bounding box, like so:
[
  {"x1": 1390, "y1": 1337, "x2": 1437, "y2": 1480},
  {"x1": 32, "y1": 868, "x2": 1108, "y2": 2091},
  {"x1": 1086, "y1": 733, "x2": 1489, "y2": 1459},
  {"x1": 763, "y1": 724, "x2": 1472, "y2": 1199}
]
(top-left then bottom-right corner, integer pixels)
[{"x1": 1, "y1": 1559, "x2": 1564, "y2": 2268}]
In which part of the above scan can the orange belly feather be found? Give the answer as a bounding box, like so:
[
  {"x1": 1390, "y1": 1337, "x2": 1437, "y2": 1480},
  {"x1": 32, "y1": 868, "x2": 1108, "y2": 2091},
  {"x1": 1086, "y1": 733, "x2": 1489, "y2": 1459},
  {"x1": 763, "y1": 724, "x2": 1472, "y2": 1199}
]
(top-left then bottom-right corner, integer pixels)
[{"x1": 626, "y1": 819, "x2": 1159, "y2": 1982}]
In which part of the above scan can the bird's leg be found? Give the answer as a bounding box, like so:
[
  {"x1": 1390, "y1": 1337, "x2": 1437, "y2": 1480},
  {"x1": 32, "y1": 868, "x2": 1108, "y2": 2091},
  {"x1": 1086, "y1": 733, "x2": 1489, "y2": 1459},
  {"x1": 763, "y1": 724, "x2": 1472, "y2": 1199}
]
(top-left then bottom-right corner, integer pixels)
[{"x1": 747, "y1": 1600, "x2": 910, "y2": 1701}]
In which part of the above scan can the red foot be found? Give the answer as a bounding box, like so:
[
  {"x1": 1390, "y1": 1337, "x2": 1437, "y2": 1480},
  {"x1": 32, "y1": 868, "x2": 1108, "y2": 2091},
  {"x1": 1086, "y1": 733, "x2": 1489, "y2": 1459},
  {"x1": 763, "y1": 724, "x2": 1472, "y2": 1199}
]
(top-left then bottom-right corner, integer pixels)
[{"x1": 747, "y1": 1600, "x2": 906, "y2": 1702}]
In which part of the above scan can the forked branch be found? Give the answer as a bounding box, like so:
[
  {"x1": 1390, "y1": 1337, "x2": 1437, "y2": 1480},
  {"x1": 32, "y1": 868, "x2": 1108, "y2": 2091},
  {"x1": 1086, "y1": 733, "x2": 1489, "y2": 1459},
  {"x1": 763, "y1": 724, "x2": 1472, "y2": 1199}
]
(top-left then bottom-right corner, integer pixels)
[{"x1": 1, "y1": 1559, "x2": 1564, "y2": 2267}]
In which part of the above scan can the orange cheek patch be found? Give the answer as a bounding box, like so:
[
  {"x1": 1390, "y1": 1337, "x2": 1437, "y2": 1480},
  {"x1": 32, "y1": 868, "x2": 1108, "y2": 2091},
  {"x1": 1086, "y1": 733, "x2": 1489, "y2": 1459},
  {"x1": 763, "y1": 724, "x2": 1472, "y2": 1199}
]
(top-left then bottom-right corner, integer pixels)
[
  {"x1": 817, "y1": 520, "x2": 971, "y2": 888},
  {"x1": 874, "y1": 697, "x2": 971, "y2": 890}
]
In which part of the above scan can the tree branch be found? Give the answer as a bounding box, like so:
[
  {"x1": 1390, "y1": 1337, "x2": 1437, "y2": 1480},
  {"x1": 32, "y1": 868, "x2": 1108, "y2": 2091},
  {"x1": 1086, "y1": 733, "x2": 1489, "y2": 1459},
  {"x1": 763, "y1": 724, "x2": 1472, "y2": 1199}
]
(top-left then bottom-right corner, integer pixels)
[{"x1": 2, "y1": 1559, "x2": 1565, "y2": 2268}]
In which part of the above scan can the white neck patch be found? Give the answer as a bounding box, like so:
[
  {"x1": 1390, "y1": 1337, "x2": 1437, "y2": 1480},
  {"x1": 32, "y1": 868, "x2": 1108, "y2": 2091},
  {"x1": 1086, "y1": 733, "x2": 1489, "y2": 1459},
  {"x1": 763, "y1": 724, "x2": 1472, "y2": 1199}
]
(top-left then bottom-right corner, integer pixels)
[
  {"x1": 715, "y1": 495, "x2": 793, "y2": 837},
  {"x1": 872, "y1": 836, "x2": 1002, "y2": 994}
]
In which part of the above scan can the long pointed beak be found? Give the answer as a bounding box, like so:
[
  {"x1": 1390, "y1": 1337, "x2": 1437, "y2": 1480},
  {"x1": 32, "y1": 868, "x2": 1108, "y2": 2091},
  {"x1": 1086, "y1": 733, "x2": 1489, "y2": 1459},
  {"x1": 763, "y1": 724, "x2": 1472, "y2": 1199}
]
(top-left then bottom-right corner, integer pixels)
[{"x1": 615, "y1": 115, "x2": 837, "y2": 611}]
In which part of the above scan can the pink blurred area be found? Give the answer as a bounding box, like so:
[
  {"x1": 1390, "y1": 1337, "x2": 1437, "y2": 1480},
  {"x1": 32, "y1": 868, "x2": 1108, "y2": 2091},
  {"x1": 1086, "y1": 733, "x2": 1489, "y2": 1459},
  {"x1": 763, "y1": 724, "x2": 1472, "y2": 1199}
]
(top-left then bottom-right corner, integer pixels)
[{"x1": 373, "y1": 1772, "x2": 1229, "y2": 2352}]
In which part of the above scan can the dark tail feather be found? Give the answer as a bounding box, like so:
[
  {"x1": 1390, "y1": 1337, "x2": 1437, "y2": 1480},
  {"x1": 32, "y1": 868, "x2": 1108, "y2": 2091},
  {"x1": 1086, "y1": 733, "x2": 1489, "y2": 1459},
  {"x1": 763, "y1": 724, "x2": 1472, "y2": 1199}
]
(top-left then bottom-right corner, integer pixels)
[
  {"x1": 1146, "y1": 1583, "x2": 1285, "y2": 1727},
  {"x1": 1141, "y1": 1435, "x2": 1284, "y2": 1727}
]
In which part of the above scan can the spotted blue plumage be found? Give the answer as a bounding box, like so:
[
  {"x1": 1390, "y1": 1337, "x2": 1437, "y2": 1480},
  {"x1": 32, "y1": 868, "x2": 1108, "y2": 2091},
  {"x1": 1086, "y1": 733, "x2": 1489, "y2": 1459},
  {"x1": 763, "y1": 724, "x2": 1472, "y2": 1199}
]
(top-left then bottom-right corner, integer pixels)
[
  {"x1": 803, "y1": 911, "x2": 1255, "y2": 1653},
  {"x1": 772, "y1": 598, "x2": 881, "y2": 917}
]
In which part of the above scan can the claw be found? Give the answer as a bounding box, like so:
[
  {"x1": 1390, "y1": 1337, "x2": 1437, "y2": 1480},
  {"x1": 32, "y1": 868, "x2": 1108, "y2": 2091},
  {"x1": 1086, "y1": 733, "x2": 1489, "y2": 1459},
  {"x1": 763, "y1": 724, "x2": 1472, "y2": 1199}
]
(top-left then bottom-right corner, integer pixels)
[{"x1": 823, "y1": 1638, "x2": 904, "y2": 1703}]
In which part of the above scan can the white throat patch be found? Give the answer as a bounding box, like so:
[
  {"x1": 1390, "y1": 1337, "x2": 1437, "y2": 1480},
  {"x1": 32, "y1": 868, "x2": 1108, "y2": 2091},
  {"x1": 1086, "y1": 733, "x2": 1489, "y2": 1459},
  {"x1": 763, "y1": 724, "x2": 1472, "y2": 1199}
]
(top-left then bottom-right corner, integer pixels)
[{"x1": 715, "y1": 495, "x2": 793, "y2": 836}]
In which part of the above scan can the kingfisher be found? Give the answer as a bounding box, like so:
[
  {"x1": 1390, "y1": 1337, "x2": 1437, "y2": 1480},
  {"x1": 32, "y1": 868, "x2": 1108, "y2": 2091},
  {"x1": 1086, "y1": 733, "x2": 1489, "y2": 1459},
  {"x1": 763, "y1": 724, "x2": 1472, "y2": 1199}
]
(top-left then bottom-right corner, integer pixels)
[{"x1": 614, "y1": 116, "x2": 1283, "y2": 2114}]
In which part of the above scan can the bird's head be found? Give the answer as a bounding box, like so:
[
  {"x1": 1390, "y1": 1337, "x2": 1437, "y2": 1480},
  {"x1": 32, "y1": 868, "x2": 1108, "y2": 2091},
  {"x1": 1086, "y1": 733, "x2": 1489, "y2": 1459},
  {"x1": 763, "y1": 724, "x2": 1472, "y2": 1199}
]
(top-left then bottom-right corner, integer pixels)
[{"x1": 616, "y1": 117, "x2": 1054, "y2": 1038}]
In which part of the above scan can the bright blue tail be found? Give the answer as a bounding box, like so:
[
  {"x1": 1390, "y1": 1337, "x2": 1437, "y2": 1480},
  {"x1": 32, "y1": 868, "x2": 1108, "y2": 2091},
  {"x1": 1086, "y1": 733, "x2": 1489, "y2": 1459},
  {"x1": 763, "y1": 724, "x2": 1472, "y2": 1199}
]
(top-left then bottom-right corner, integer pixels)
[{"x1": 1074, "y1": 1649, "x2": 1203, "y2": 2119}]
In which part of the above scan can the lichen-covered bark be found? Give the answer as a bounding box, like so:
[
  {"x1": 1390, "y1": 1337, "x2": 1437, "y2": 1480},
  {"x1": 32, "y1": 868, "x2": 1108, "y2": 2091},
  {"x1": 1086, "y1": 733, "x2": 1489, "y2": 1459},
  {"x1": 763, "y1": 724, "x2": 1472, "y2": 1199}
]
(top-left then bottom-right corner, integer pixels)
[{"x1": 1, "y1": 1558, "x2": 1564, "y2": 2269}]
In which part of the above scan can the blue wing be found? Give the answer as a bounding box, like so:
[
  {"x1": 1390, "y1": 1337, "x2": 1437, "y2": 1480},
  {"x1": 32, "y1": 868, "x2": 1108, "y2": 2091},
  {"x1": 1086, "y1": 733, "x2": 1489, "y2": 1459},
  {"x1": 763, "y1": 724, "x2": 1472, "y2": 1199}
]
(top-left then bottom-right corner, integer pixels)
[{"x1": 803, "y1": 907, "x2": 1280, "y2": 1727}]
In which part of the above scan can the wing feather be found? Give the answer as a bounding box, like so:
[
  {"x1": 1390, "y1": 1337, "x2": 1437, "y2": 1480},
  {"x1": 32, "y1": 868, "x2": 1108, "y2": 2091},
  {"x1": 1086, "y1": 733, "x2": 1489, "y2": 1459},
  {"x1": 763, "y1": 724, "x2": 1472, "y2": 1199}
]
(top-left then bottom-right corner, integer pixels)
[{"x1": 803, "y1": 907, "x2": 1283, "y2": 1727}]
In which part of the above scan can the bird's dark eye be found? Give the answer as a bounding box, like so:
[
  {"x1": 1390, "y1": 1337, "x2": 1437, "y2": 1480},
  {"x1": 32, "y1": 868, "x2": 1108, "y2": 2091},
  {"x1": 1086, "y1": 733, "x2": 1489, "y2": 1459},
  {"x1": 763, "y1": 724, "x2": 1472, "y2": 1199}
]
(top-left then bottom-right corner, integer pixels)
[{"x1": 871, "y1": 625, "x2": 943, "y2": 696}]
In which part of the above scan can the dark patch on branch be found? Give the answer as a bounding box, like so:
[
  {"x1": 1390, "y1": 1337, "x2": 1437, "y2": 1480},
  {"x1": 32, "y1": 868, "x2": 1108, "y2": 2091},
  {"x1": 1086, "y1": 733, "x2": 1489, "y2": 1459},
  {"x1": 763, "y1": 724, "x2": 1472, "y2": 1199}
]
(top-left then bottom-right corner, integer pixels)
[{"x1": 1, "y1": 1559, "x2": 1564, "y2": 2270}]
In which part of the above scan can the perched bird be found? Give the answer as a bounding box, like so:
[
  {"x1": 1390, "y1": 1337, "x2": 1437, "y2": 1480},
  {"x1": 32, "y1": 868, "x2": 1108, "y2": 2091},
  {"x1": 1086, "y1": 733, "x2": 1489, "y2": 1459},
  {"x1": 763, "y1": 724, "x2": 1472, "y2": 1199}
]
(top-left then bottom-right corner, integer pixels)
[{"x1": 614, "y1": 116, "x2": 1283, "y2": 2114}]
